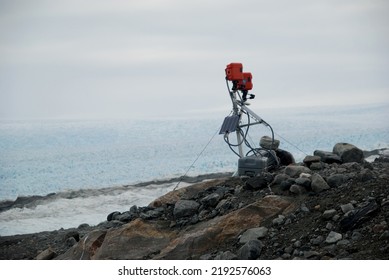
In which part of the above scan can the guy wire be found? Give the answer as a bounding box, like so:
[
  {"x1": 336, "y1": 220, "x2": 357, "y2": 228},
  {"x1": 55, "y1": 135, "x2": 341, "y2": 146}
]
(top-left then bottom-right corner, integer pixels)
[
  {"x1": 173, "y1": 124, "x2": 221, "y2": 191},
  {"x1": 274, "y1": 132, "x2": 309, "y2": 156}
]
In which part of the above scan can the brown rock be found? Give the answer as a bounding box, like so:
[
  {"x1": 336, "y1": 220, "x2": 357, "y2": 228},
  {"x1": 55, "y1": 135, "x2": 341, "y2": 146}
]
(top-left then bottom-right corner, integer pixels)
[
  {"x1": 149, "y1": 178, "x2": 229, "y2": 208},
  {"x1": 36, "y1": 247, "x2": 56, "y2": 260},
  {"x1": 56, "y1": 230, "x2": 107, "y2": 260},
  {"x1": 93, "y1": 219, "x2": 176, "y2": 259},
  {"x1": 156, "y1": 195, "x2": 297, "y2": 259}
]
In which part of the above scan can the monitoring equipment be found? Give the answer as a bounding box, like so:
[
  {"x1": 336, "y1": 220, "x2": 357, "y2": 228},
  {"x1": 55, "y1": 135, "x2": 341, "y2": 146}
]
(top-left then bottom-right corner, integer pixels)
[{"x1": 220, "y1": 62, "x2": 279, "y2": 176}]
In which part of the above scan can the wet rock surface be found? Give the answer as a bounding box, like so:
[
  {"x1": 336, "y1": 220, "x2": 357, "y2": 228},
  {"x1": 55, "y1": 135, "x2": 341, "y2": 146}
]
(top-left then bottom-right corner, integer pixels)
[{"x1": 1, "y1": 144, "x2": 389, "y2": 260}]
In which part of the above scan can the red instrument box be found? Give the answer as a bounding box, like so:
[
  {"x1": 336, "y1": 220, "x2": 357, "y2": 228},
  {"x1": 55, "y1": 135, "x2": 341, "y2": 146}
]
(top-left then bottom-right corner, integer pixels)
[
  {"x1": 239, "y1": 72, "x2": 253, "y2": 90},
  {"x1": 225, "y1": 63, "x2": 243, "y2": 81}
]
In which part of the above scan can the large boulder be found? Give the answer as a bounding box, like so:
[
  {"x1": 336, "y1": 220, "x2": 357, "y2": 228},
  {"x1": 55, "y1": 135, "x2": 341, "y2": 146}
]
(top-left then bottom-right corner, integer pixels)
[
  {"x1": 93, "y1": 219, "x2": 175, "y2": 260},
  {"x1": 56, "y1": 195, "x2": 296, "y2": 260},
  {"x1": 275, "y1": 149, "x2": 295, "y2": 166},
  {"x1": 333, "y1": 143, "x2": 364, "y2": 163},
  {"x1": 156, "y1": 195, "x2": 297, "y2": 259}
]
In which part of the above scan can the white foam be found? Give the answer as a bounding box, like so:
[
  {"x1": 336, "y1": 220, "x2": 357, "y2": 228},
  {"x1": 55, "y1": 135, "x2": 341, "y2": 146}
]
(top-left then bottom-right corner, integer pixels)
[{"x1": 0, "y1": 182, "x2": 186, "y2": 236}]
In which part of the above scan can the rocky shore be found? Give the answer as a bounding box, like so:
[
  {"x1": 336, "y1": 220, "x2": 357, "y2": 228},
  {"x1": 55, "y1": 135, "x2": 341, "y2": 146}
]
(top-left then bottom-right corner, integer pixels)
[{"x1": 1, "y1": 143, "x2": 388, "y2": 260}]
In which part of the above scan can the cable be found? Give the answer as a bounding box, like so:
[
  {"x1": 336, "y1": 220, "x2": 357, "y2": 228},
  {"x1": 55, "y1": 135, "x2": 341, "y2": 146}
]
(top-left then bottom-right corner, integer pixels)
[
  {"x1": 173, "y1": 125, "x2": 221, "y2": 191},
  {"x1": 226, "y1": 79, "x2": 307, "y2": 167},
  {"x1": 225, "y1": 79, "x2": 281, "y2": 168},
  {"x1": 224, "y1": 133, "x2": 242, "y2": 157},
  {"x1": 274, "y1": 131, "x2": 309, "y2": 156}
]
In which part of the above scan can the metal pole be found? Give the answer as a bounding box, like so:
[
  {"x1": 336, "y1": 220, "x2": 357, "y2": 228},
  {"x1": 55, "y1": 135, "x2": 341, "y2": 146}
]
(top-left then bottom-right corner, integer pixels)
[{"x1": 229, "y1": 90, "x2": 244, "y2": 158}]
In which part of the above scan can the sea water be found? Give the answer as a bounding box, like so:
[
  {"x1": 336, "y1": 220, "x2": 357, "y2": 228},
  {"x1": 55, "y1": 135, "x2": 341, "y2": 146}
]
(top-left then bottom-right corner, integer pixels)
[{"x1": 1, "y1": 103, "x2": 388, "y2": 236}]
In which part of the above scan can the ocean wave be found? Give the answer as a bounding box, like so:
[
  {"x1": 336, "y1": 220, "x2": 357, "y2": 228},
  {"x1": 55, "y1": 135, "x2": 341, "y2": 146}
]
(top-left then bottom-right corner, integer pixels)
[{"x1": 0, "y1": 172, "x2": 232, "y2": 236}]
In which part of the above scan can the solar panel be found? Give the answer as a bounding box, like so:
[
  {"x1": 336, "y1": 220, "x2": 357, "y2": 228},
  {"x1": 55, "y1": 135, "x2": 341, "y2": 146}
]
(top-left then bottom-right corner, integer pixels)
[{"x1": 219, "y1": 115, "x2": 240, "y2": 134}]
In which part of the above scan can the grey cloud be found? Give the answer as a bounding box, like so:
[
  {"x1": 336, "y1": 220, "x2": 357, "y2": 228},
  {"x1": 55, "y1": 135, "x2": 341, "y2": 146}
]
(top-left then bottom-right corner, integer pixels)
[{"x1": 1, "y1": 0, "x2": 388, "y2": 120}]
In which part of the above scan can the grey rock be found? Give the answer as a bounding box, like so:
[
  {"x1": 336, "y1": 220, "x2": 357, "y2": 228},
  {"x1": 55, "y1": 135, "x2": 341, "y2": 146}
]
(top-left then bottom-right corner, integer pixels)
[
  {"x1": 311, "y1": 235, "x2": 324, "y2": 245},
  {"x1": 201, "y1": 193, "x2": 222, "y2": 207},
  {"x1": 303, "y1": 155, "x2": 321, "y2": 167},
  {"x1": 214, "y1": 251, "x2": 237, "y2": 260},
  {"x1": 280, "y1": 178, "x2": 295, "y2": 191},
  {"x1": 118, "y1": 212, "x2": 137, "y2": 222},
  {"x1": 272, "y1": 215, "x2": 285, "y2": 226},
  {"x1": 140, "y1": 210, "x2": 162, "y2": 220},
  {"x1": 245, "y1": 175, "x2": 272, "y2": 190},
  {"x1": 351, "y1": 231, "x2": 362, "y2": 241},
  {"x1": 311, "y1": 173, "x2": 330, "y2": 192},
  {"x1": 65, "y1": 237, "x2": 77, "y2": 247},
  {"x1": 289, "y1": 184, "x2": 307, "y2": 195},
  {"x1": 358, "y1": 169, "x2": 375, "y2": 182},
  {"x1": 342, "y1": 162, "x2": 362, "y2": 171},
  {"x1": 293, "y1": 240, "x2": 302, "y2": 248},
  {"x1": 325, "y1": 231, "x2": 342, "y2": 244},
  {"x1": 237, "y1": 240, "x2": 263, "y2": 260},
  {"x1": 199, "y1": 253, "x2": 213, "y2": 260},
  {"x1": 271, "y1": 174, "x2": 290, "y2": 186},
  {"x1": 239, "y1": 227, "x2": 269, "y2": 244},
  {"x1": 173, "y1": 200, "x2": 200, "y2": 219},
  {"x1": 310, "y1": 162, "x2": 325, "y2": 170},
  {"x1": 337, "y1": 239, "x2": 351, "y2": 248},
  {"x1": 215, "y1": 199, "x2": 232, "y2": 214},
  {"x1": 327, "y1": 174, "x2": 347, "y2": 188},
  {"x1": 295, "y1": 177, "x2": 311, "y2": 188},
  {"x1": 77, "y1": 223, "x2": 90, "y2": 230},
  {"x1": 282, "y1": 253, "x2": 291, "y2": 259},
  {"x1": 299, "y1": 172, "x2": 311, "y2": 178},
  {"x1": 300, "y1": 203, "x2": 310, "y2": 213},
  {"x1": 284, "y1": 246, "x2": 294, "y2": 254},
  {"x1": 314, "y1": 150, "x2": 342, "y2": 164},
  {"x1": 326, "y1": 222, "x2": 334, "y2": 230},
  {"x1": 129, "y1": 205, "x2": 138, "y2": 213},
  {"x1": 98, "y1": 220, "x2": 124, "y2": 229},
  {"x1": 64, "y1": 230, "x2": 79, "y2": 242},
  {"x1": 332, "y1": 214, "x2": 340, "y2": 222},
  {"x1": 260, "y1": 135, "x2": 280, "y2": 150},
  {"x1": 284, "y1": 165, "x2": 311, "y2": 178},
  {"x1": 304, "y1": 251, "x2": 320, "y2": 259},
  {"x1": 322, "y1": 209, "x2": 337, "y2": 219},
  {"x1": 275, "y1": 149, "x2": 296, "y2": 165},
  {"x1": 340, "y1": 203, "x2": 354, "y2": 214},
  {"x1": 333, "y1": 143, "x2": 364, "y2": 163},
  {"x1": 107, "y1": 211, "x2": 121, "y2": 221}
]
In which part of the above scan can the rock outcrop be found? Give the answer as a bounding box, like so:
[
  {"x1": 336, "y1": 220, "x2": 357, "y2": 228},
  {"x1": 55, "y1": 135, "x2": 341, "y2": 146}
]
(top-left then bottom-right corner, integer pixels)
[{"x1": 58, "y1": 186, "x2": 297, "y2": 259}]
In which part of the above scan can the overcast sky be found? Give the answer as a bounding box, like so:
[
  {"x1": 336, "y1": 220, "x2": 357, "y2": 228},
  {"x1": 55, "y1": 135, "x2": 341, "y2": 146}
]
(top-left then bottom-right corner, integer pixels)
[{"x1": 1, "y1": 0, "x2": 388, "y2": 120}]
